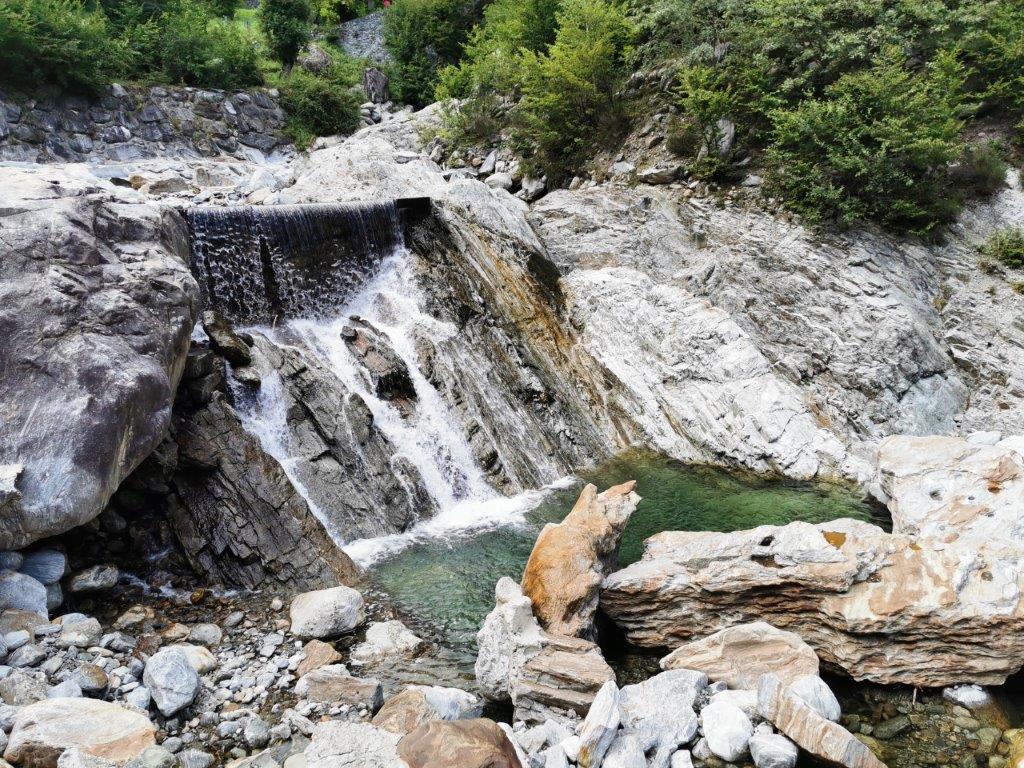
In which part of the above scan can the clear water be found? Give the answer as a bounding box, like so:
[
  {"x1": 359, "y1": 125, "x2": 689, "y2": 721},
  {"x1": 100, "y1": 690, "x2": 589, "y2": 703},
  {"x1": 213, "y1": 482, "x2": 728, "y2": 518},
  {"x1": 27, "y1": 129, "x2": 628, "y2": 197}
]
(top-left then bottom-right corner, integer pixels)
[{"x1": 370, "y1": 448, "x2": 887, "y2": 674}]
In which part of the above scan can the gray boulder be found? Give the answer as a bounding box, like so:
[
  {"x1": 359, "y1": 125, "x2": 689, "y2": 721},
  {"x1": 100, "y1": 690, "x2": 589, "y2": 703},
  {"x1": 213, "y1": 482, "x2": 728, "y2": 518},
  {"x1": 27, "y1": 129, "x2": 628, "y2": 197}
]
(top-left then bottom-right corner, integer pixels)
[
  {"x1": 67, "y1": 565, "x2": 119, "y2": 593},
  {"x1": 788, "y1": 675, "x2": 841, "y2": 722},
  {"x1": 290, "y1": 586, "x2": 365, "y2": 639},
  {"x1": 57, "y1": 615, "x2": 102, "y2": 649},
  {"x1": 0, "y1": 572, "x2": 48, "y2": 617},
  {"x1": 0, "y1": 166, "x2": 198, "y2": 549},
  {"x1": 619, "y1": 668, "x2": 705, "y2": 751},
  {"x1": 749, "y1": 730, "x2": 798, "y2": 768},
  {"x1": 700, "y1": 701, "x2": 753, "y2": 762},
  {"x1": 143, "y1": 647, "x2": 200, "y2": 716}
]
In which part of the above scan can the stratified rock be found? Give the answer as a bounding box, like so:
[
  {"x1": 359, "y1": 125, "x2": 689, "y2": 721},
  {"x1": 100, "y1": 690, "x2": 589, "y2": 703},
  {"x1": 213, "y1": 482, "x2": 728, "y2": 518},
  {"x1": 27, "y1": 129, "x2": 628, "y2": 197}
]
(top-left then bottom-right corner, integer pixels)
[
  {"x1": 295, "y1": 665, "x2": 383, "y2": 711},
  {"x1": 397, "y1": 718, "x2": 522, "y2": 768},
  {"x1": 67, "y1": 566, "x2": 119, "y2": 594},
  {"x1": 297, "y1": 640, "x2": 343, "y2": 678},
  {"x1": 0, "y1": 166, "x2": 198, "y2": 550},
  {"x1": 167, "y1": 393, "x2": 360, "y2": 591},
  {"x1": 0, "y1": 572, "x2": 48, "y2": 617},
  {"x1": 304, "y1": 721, "x2": 404, "y2": 768},
  {"x1": 875, "y1": 435, "x2": 1024, "y2": 544},
  {"x1": 602, "y1": 519, "x2": 1024, "y2": 686},
  {"x1": 349, "y1": 620, "x2": 422, "y2": 665},
  {"x1": 521, "y1": 482, "x2": 639, "y2": 639},
  {"x1": 143, "y1": 647, "x2": 200, "y2": 716},
  {"x1": 290, "y1": 586, "x2": 365, "y2": 639},
  {"x1": 363, "y1": 67, "x2": 390, "y2": 103},
  {"x1": 757, "y1": 674, "x2": 885, "y2": 768},
  {"x1": 603, "y1": 733, "x2": 646, "y2": 768},
  {"x1": 701, "y1": 702, "x2": 753, "y2": 762},
  {"x1": 4, "y1": 698, "x2": 155, "y2": 767},
  {"x1": 661, "y1": 623, "x2": 820, "y2": 689},
  {"x1": 342, "y1": 319, "x2": 417, "y2": 415},
  {"x1": 372, "y1": 686, "x2": 482, "y2": 736},
  {"x1": 788, "y1": 675, "x2": 840, "y2": 722}
]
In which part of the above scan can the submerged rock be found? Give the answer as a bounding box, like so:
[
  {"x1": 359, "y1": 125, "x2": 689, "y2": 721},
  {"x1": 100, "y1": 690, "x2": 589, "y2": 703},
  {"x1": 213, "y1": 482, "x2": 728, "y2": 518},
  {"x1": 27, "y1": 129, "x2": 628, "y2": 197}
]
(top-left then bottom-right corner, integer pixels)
[
  {"x1": 521, "y1": 482, "x2": 639, "y2": 639},
  {"x1": 602, "y1": 519, "x2": 1024, "y2": 686}
]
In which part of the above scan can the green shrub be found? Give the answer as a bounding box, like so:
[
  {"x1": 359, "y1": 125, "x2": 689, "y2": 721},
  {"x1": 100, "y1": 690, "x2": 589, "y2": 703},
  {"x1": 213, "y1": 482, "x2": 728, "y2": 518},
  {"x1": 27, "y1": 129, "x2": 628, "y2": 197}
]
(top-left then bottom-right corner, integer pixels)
[
  {"x1": 951, "y1": 140, "x2": 1008, "y2": 197},
  {"x1": 280, "y1": 66, "x2": 362, "y2": 147},
  {"x1": 673, "y1": 63, "x2": 741, "y2": 179},
  {"x1": 960, "y1": 2, "x2": 1024, "y2": 114},
  {"x1": 159, "y1": 0, "x2": 263, "y2": 89},
  {"x1": 512, "y1": 0, "x2": 633, "y2": 179},
  {"x1": 982, "y1": 228, "x2": 1024, "y2": 269},
  {"x1": 384, "y1": 0, "x2": 480, "y2": 107},
  {"x1": 259, "y1": 0, "x2": 313, "y2": 67},
  {"x1": 764, "y1": 51, "x2": 965, "y2": 232},
  {"x1": 0, "y1": 0, "x2": 128, "y2": 93}
]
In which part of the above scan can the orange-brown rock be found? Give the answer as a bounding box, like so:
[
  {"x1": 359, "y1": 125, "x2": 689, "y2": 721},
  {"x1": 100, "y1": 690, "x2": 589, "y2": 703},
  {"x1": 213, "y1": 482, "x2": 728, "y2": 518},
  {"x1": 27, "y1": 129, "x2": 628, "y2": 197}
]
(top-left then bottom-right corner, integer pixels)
[
  {"x1": 4, "y1": 698, "x2": 156, "y2": 767},
  {"x1": 297, "y1": 639, "x2": 343, "y2": 678},
  {"x1": 372, "y1": 685, "x2": 482, "y2": 736},
  {"x1": 521, "y1": 482, "x2": 639, "y2": 638},
  {"x1": 397, "y1": 718, "x2": 522, "y2": 768}
]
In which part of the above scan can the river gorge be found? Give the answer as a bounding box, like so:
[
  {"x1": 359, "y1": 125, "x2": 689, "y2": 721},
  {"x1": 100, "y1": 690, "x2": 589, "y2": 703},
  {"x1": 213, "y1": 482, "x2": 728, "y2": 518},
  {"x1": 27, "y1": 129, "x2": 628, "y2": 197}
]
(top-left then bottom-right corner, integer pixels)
[{"x1": 1, "y1": 89, "x2": 1023, "y2": 768}]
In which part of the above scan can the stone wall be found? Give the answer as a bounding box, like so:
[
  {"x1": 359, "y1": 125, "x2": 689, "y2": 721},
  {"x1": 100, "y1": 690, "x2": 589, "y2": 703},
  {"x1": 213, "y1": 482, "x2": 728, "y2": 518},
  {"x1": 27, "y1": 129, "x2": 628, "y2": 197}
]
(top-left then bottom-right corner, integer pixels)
[{"x1": 0, "y1": 84, "x2": 290, "y2": 164}]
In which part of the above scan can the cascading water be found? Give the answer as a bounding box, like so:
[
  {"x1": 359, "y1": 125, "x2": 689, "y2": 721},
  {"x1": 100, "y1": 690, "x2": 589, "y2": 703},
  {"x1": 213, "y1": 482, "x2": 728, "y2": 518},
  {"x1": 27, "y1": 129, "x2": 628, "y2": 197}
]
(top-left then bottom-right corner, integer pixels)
[{"x1": 188, "y1": 202, "x2": 559, "y2": 564}]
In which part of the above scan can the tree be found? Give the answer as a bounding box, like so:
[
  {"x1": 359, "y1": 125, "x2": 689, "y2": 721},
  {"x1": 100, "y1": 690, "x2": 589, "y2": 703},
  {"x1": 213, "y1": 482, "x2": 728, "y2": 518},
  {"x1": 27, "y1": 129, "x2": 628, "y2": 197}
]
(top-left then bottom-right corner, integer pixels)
[{"x1": 259, "y1": 0, "x2": 312, "y2": 68}]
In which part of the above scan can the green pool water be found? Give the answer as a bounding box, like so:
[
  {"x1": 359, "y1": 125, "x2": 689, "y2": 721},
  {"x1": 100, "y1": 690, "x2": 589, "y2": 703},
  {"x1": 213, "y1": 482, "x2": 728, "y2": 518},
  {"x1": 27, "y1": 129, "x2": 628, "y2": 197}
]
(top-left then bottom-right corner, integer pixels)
[{"x1": 370, "y1": 450, "x2": 886, "y2": 671}]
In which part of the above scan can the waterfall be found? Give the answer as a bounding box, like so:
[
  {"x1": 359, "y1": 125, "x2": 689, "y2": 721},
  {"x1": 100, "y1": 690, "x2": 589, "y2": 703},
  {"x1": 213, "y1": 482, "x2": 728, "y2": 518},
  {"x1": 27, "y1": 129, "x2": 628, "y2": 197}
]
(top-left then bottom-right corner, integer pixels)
[
  {"x1": 188, "y1": 202, "x2": 561, "y2": 565},
  {"x1": 187, "y1": 202, "x2": 402, "y2": 325}
]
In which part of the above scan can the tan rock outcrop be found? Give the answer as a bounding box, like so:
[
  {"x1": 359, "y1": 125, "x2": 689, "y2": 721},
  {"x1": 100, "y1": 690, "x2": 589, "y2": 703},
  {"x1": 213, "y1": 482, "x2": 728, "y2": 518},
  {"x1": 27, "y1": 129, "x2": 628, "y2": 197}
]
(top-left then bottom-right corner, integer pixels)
[
  {"x1": 758, "y1": 674, "x2": 886, "y2": 768},
  {"x1": 521, "y1": 482, "x2": 639, "y2": 639},
  {"x1": 4, "y1": 698, "x2": 156, "y2": 767},
  {"x1": 297, "y1": 639, "x2": 343, "y2": 678},
  {"x1": 876, "y1": 434, "x2": 1024, "y2": 544},
  {"x1": 372, "y1": 685, "x2": 482, "y2": 736},
  {"x1": 661, "y1": 622, "x2": 820, "y2": 688},
  {"x1": 397, "y1": 719, "x2": 522, "y2": 768},
  {"x1": 601, "y1": 519, "x2": 1024, "y2": 686}
]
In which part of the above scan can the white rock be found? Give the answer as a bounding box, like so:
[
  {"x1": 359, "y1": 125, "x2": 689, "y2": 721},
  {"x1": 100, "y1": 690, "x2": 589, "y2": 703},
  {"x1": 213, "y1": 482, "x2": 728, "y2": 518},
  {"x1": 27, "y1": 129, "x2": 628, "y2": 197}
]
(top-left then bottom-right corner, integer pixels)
[
  {"x1": 602, "y1": 732, "x2": 646, "y2": 768},
  {"x1": 942, "y1": 684, "x2": 991, "y2": 710},
  {"x1": 700, "y1": 701, "x2": 753, "y2": 762},
  {"x1": 303, "y1": 721, "x2": 404, "y2": 768},
  {"x1": 289, "y1": 587, "x2": 365, "y2": 639},
  {"x1": 474, "y1": 577, "x2": 545, "y2": 701},
  {"x1": 143, "y1": 647, "x2": 201, "y2": 716},
  {"x1": 576, "y1": 680, "x2": 620, "y2": 768},
  {"x1": 709, "y1": 689, "x2": 759, "y2": 719},
  {"x1": 485, "y1": 173, "x2": 514, "y2": 191},
  {"x1": 670, "y1": 751, "x2": 694, "y2": 768},
  {"x1": 749, "y1": 731, "x2": 799, "y2": 768},
  {"x1": 169, "y1": 644, "x2": 218, "y2": 674},
  {"x1": 0, "y1": 572, "x2": 48, "y2": 617},
  {"x1": 787, "y1": 675, "x2": 840, "y2": 722},
  {"x1": 349, "y1": 621, "x2": 422, "y2": 665},
  {"x1": 619, "y1": 669, "x2": 705, "y2": 751}
]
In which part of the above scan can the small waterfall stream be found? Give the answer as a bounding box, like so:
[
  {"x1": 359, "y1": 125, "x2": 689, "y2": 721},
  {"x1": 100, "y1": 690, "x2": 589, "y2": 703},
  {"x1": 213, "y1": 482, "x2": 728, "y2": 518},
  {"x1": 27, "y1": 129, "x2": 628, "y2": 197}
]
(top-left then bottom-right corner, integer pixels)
[{"x1": 188, "y1": 202, "x2": 558, "y2": 564}]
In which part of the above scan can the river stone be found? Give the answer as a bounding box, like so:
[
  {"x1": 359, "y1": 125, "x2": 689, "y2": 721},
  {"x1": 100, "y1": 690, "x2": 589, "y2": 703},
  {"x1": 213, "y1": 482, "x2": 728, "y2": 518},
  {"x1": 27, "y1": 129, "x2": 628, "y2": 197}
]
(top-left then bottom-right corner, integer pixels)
[
  {"x1": 296, "y1": 640, "x2": 343, "y2": 678},
  {"x1": 660, "y1": 622, "x2": 820, "y2": 689},
  {"x1": 55, "y1": 746, "x2": 117, "y2": 767},
  {"x1": 57, "y1": 616, "x2": 102, "y2": 649},
  {"x1": 4, "y1": 698, "x2": 156, "y2": 767},
  {"x1": 143, "y1": 647, "x2": 200, "y2": 716},
  {"x1": 289, "y1": 586, "x2": 365, "y2": 639},
  {"x1": 749, "y1": 731, "x2": 798, "y2": 768},
  {"x1": 125, "y1": 745, "x2": 177, "y2": 768},
  {"x1": 71, "y1": 663, "x2": 108, "y2": 694},
  {"x1": 18, "y1": 551, "x2": 66, "y2": 586},
  {"x1": 48, "y1": 681, "x2": 83, "y2": 699},
  {"x1": 295, "y1": 665, "x2": 383, "y2": 711},
  {"x1": 757, "y1": 674, "x2": 884, "y2": 768},
  {"x1": 304, "y1": 721, "x2": 404, "y2": 768},
  {"x1": 619, "y1": 669, "x2": 705, "y2": 751},
  {"x1": 168, "y1": 644, "x2": 217, "y2": 674},
  {"x1": 5, "y1": 631, "x2": 28, "y2": 651},
  {"x1": 349, "y1": 620, "x2": 422, "y2": 665},
  {"x1": 8, "y1": 645, "x2": 46, "y2": 669},
  {"x1": 397, "y1": 718, "x2": 522, "y2": 768},
  {"x1": 709, "y1": 689, "x2": 759, "y2": 719},
  {"x1": 0, "y1": 573, "x2": 48, "y2": 617},
  {"x1": 521, "y1": 482, "x2": 639, "y2": 639},
  {"x1": 577, "y1": 681, "x2": 620, "y2": 768},
  {"x1": 670, "y1": 751, "x2": 694, "y2": 768},
  {"x1": 0, "y1": 167, "x2": 198, "y2": 551},
  {"x1": 45, "y1": 584, "x2": 62, "y2": 614},
  {"x1": 372, "y1": 685, "x2": 482, "y2": 736},
  {"x1": 67, "y1": 566, "x2": 119, "y2": 594},
  {"x1": 0, "y1": 671, "x2": 46, "y2": 705},
  {"x1": 701, "y1": 702, "x2": 753, "y2": 762},
  {"x1": 187, "y1": 624, "x2": 222, "y2": 647},
  {"x1": 125, "y1": 687, "x2": 151, "y2": 711},
  {"x1": 0, "y1": 554, "x2": 21, "y2": 572},
  {"x1": 788, "y1": 675, "x2": 841, "y2": 722}
]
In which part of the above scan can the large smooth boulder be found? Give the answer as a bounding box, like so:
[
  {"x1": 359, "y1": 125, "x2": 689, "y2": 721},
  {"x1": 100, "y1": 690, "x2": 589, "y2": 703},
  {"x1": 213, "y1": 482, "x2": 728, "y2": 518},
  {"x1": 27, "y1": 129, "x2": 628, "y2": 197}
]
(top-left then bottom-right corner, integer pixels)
[
  {"x1": 475, "y1": 578, "x2": 545, "y2": 703},
  {"x1": 4, "y1": 698, "x2": 156, "y2": 767},
  {"x1": 758, "y1": 674, "x2": 884, "y2": 768},
  {"x1": 521, "y1": 482, "x2": 639, "y2": 639},
  {"x1": 397, "y1": 718, "x2": 522, "y2": 768},
  {"x1": 290, "y1": 586, "x2": 365, "y2": 639},
  {"x1": 0, "y1": 573, "x2": 48, "y2": 617},
  {"x1": 0, "y1": 166, "x2": 198, "y2": 549},
  {"x1": 143, "y1": 647, "x2": 200, "y2": 716},
  {"x1": 602, "y1": 519, "x2": 1024, "y2": 686},
  {"x1": 661, "y1": 622, "x2": 820, "y2": 689},
  {"x1": 372, "y1": 686, "x2": 482, "y2": 736}
]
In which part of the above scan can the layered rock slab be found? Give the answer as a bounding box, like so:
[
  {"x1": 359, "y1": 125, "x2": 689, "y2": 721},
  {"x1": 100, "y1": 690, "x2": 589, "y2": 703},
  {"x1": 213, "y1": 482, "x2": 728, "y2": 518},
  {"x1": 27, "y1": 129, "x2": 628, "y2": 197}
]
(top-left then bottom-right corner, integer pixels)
[
  {"x1": 602, "y1": 519, "x2": 1024, "y2": 686},
  {"x1": 0, "y1": 165, "x2": 199, "y2": 549}
]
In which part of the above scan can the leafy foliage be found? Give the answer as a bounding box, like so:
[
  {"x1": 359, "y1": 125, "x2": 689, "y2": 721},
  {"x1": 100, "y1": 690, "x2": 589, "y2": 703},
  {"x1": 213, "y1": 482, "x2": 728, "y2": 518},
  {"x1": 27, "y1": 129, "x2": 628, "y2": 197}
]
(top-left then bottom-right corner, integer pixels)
[
  {"x1": 157, "y1": 0, "x2": 263, "y2": 89},
  {"x1": 982, "y1": 228, "x2": 1024, "y2": 269},
  {"x1": 259, "y1": 0, "x2": 313, "y2": 67},
  {"x1": 279, "y1": 53, "x2": 363, "y2": 147}
]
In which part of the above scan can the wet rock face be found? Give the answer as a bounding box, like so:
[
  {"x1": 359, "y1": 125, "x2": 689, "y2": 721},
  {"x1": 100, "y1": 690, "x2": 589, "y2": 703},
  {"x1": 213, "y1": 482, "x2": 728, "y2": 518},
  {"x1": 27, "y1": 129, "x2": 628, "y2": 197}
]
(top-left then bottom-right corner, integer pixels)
[
  {"x1": 342, "y1": 318, "x2": 418, "y2": 416},
  {"x1": 0, "y1": 165, "x2": 198, "y2": 551}
]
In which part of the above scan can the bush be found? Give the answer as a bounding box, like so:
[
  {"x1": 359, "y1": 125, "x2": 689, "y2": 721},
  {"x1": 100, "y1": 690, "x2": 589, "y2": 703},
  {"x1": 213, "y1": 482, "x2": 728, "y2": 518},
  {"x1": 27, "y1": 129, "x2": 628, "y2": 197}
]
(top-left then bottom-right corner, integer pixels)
[
  {"x1": 512, "y1": 0, "x2": 633, "y2": 179},
  {"x1": 259, "y1": 0, "x2": 313, "y2": 67},
  {"x1": 951, "y1": 140, "x2": 1008, "y2": 197},
  {"x1": 764, "y1": 51, "x2": 965, "y2": 232},
  {"x1": 982, "y1": 228, "x2": 1024, "y2": 269},
  {"x1": 280, "y1": 66, "x2": 362, "y2": 147},
  {"x1": 0, "y1": 0, "x2": 127, "y2": 93},
  {"x1": 384, "y1": 0, "x2": 480, "y2": 107},
  {"x1": 158, "y1": 0, "x2": 263, "y2": 89}
]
